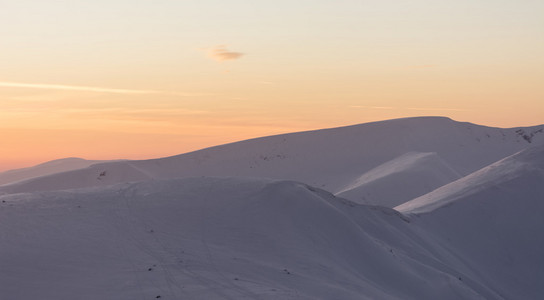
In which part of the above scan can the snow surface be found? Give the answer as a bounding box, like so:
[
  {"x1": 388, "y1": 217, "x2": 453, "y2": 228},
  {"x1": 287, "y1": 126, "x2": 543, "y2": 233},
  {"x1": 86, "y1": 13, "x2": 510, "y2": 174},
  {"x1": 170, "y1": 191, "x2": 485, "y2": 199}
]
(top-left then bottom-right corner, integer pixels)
[
  {"x1": 0, "y1": 157, "x2": 108, "y2": 186},
  {"x1": 1, "y1": 117, "x2": 543, "y2": 299},
  {"x1": 336, "y1": 152, "x2": 461, "y2": 207},
  {"x1": 396, "y1": 145, "x2": 544, "y2": 214},
  {"x1": 0, "y1": 177, "x2": 501, "y2": 300},
  {"x1": 397, "y1": 145, "x2": 544, "y2": 299},
  {"x1": 2, "y1": 117, "x2": 542, "y2": 208}
]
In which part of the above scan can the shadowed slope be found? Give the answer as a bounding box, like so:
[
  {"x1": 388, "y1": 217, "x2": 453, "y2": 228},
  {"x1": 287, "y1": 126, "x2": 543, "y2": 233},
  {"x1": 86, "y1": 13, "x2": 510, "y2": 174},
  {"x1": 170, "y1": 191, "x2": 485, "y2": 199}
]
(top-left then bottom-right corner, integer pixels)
[
  {"x1": 0, "y1": 177, "x2": 496, "y2": 300},
  {"x1": 397, "y1": 146, "x2": 544, "y2": 299}
]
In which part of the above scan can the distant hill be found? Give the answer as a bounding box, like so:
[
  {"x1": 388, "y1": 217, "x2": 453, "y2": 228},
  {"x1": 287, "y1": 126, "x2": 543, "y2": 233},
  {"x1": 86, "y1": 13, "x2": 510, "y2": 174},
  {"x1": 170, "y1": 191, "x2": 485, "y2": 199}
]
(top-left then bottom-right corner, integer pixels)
[{"x1": 0, "y1": 157, "x2": 106, "y2": 185}]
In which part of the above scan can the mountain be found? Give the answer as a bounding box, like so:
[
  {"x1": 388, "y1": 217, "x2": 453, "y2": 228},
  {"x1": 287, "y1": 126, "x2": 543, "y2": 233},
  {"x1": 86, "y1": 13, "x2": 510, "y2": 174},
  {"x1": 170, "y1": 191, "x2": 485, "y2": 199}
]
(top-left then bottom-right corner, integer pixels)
[
  {"x1": 397, "y1": 145, "x2": 544, "y2": 299},
  {"x1": 336, "y1": 152, "x2": 461, "y2": 207},
  {"x1": 0, "y1": 177, "x2": 501, "y2": 300},
  {"x1": 2, "y1": 117, "x2": 543, "y2": 299},
  {"x1": 0, "y1": 157, "x2": 107, "y2": 185},
  {"x1": 2, "y1": 117, "x2": 542, "y2": 208}
]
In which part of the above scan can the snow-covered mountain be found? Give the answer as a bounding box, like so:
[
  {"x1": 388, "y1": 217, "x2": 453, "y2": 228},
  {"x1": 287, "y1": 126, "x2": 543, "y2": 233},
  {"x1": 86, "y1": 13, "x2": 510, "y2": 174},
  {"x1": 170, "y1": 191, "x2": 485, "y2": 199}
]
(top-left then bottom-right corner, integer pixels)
[
  {"x1": 397, "y1": 145, "x2": 544, "y2": 299},
  {"x1": 336, "y1": 152, "x2": 461, "y2": 207},
  {"x1": 0, "y1": 157, "x2": 106, "y2": 186},
  {"x1": 0, "y1": 177, "x2": 503, "y2": 300},
  {"x1": 2, "y1": 117, "x2": 543, "y2": 299},
  {"x1": 1, "y1": 117, "x2": 542, "y2": 208}
]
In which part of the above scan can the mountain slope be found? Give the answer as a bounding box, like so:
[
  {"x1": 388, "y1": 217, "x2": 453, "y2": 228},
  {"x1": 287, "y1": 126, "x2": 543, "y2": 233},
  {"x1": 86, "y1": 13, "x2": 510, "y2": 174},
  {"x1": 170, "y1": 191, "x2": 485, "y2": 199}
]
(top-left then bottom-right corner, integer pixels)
[
  {"x1": 0, "y1": 157, "x2": 106, "y2": 185},
  {"x1": 0, "y1": 177, "x2": 499, "y2": 300},
  {"x1": 336, "y1": 152, "x2": 461, "y2": 207},
  {"x1": 397, "y1": 146, "x2": 544, "y2": 299},
  {"x1": 2, "y1": 117, "x2": 542, "y2": 207}
]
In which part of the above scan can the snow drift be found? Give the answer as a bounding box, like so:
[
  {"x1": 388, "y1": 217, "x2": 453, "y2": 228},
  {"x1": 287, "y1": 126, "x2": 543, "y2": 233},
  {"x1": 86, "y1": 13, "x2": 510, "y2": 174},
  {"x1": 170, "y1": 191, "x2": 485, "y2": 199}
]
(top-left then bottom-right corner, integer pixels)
[{"x1": 336, "y1": 152, "x2": 461, "y2": 207}]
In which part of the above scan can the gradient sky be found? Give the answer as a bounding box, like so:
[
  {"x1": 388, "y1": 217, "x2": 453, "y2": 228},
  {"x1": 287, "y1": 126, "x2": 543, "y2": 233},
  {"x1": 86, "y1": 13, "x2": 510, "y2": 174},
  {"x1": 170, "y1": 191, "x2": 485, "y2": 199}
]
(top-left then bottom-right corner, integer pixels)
[{"x1": 1, "y1": 0, "x2": 543, "y2": 171}]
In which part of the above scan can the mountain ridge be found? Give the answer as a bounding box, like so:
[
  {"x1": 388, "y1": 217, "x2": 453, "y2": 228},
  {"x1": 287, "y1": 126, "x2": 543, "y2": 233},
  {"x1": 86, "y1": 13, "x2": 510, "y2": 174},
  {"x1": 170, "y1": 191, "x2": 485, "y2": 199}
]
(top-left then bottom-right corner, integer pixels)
[
  {"x1": 2, "y1": 117, "x2": 543, "y2": 299},
  {"x1": 396, "y1": 145, "x2": 544, "y2": 299},
  {"x1": 2, "y1": 117, "x2": 542, "y2": 209},
  {"x1": 0, "y1": 157, "x2": 109, "y2": 186}
]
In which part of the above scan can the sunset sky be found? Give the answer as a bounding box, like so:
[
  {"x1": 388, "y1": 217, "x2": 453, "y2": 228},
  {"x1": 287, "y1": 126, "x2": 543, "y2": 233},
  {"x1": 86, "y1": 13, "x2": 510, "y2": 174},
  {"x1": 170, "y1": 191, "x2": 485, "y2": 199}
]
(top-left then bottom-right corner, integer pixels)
[{"x1": 1, "y1": 0, "x2": 543, "y2": 171}]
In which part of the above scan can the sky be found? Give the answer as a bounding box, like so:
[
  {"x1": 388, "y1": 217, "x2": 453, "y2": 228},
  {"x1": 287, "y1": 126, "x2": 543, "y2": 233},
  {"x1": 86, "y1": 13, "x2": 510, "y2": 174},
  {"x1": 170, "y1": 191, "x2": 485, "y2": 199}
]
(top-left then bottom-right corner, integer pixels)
[{"x1": 1, "y1": 0, "x2": 543, "y2": 171}]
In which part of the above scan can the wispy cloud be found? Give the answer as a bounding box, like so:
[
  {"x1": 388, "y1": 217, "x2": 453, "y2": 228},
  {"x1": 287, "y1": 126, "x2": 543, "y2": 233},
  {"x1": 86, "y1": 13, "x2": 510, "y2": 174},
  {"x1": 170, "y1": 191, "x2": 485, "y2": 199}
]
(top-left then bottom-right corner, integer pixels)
[
  {"x1": 351, "y1": 105, "x2": 469, "y2": 112},
  {"x1": 207, "y1": 45, "x2": 244, "y2": 62},
  {"x1": 61, "y1": 108, "x2": 210, "y2": 122},
  {"x1": 350, "y1": 105, "x2": 396, "y2": 110},
  {"x1": 405, "y1": 107, "x2": 468, "y2": 112},
  {"x1": 0, "y1": 81, "x2": 213, "y2": 97},
  {"x1": 0, "y1": 81, "x2": 160, "y2": 94}
]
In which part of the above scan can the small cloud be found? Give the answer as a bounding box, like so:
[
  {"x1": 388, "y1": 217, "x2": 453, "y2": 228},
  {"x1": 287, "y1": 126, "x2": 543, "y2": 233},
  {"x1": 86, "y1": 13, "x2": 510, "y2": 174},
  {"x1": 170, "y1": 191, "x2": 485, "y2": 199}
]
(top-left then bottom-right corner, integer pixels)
[{"x1": 207, "y1": 45, "x2": 244, "y2": 62}]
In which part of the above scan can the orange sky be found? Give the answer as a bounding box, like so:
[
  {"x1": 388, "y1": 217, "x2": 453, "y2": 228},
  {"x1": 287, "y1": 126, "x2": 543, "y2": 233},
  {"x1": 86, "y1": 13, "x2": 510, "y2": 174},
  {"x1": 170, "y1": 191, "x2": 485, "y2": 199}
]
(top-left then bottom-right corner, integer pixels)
[{"x1": 1, "y1": 1, "x2": 543, "y2": 171}]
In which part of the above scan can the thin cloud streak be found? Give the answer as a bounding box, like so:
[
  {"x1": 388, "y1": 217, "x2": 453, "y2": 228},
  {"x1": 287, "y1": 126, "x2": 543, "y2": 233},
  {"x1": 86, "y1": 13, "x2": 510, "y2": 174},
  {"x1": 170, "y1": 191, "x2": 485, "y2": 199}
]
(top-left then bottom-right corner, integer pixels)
[
  {"x1": 62, "y1": 108, "x2": 210, "y2": 121},
  {"x1": 0, "y1": 81, "x2": 213, "y2": 97},
  {"x1": 350, "y1": 106, "x2": 396, "y2": 109},
  {"x1": 405, "y1": 107, "x2": 469, "y2": 112},
  {"x1": 351, "y1": 105, "x2": 469, "y2": 112}
]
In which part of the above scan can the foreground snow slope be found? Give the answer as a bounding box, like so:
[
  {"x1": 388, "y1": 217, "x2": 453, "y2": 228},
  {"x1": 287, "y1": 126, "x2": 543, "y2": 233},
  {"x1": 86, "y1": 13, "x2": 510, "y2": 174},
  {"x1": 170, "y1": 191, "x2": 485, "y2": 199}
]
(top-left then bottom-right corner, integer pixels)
[
  {"x1": 0, "y1": 157, "x2": 106, "y2": 185},
  {"x1": 397, "y1": 146, "x2": 544, "y2": 299},
  {"x1": 0, "y1": 177, "x2": 500, "y2": 300},
  {"x1": 1, "y1": 117, "x2": 542, "y2": 207}
]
